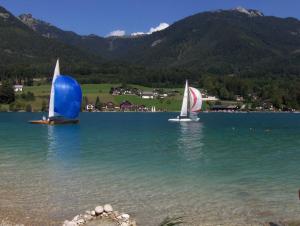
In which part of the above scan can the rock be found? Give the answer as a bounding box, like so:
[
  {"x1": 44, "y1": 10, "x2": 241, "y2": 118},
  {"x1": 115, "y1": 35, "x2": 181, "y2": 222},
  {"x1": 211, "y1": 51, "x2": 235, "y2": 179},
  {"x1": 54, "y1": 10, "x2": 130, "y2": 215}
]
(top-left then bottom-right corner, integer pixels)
[
  {"x1": 104, "y1": 204, "x2": 113, "y2": 213},
  {"x1": 63, "y1": 221, "x2": 77, "y2": 226},
  {"x1": 84, "y1": 214, "x2": 93, "y2": 221},
  {"x1": 90, "y1": 210, "x2": 96, "y2": 216},
  {"x1": 72, "y1": 215, "x2": 80, "y2": 221},
  {"x1": 120, "y1": 222, "x2": 129, "y2": 226},
  {"x1": 95, "y1": 206, "x2": 104, "y2": 215},
  {"x1": 121, "y1": 213, "x2": 130, "y2": 220},
  {"x1": 76, "y1": 218, "x2": 85, "y2": 225}
]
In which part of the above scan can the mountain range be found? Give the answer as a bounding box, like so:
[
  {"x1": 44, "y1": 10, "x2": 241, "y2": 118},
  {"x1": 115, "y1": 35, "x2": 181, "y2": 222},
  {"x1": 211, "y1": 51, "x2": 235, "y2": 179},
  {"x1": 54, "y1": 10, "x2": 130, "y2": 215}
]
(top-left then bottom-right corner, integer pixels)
[{"x1": 1, "y1": 5, "x2": 300, "y2": 81}]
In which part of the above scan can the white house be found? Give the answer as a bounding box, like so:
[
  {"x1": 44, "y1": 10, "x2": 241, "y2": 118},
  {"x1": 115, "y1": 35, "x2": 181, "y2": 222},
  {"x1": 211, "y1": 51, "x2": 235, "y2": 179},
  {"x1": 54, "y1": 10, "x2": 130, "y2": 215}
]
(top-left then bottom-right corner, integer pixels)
[
  {"x1": 141, "y1": 91, "x2": 154, "y2": 99},
  {"x1": 202, "y1": 95, "x2": 219, "y2": 101},
  {"x1": 86, "y1": 104, "x2": 95, "y2": 111},
  {"x1": 14, "y1": 85, "x2": 23, "y2": 92}
]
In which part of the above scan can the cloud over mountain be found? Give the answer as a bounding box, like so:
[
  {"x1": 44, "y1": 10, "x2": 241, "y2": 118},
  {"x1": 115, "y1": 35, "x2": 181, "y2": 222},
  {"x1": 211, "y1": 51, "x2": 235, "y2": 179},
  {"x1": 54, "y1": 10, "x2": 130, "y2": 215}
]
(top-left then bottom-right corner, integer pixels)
[
  {"x1": 107, "y1": 29, "x2": 126, "y2": 37},
  {"x1": 131, "y1": 22, "x2": 169, "y2": 36}
]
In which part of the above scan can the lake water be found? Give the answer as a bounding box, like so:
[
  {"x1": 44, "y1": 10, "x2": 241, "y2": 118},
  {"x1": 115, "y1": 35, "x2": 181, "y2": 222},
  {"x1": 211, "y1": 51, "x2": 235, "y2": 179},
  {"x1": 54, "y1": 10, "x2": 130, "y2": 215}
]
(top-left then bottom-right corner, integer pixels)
[{"x1": 0, "y1": 112, "x2": 300, "y2": 225}]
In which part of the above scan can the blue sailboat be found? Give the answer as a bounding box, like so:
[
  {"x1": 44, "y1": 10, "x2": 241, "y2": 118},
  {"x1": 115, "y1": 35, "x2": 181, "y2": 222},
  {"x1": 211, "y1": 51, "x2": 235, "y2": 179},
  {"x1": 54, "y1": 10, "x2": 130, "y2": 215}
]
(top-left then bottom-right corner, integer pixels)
[{"x1": 30, "y1": 59, "x2": 82, "y2": 125}]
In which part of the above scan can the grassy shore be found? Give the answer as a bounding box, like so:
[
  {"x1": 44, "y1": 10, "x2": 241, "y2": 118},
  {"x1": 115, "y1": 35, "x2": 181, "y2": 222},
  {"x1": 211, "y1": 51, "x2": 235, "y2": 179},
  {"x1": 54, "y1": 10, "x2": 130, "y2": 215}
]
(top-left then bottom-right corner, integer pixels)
[{"x1": 0, "y1": 84, "x2": 187, "y2": 112}]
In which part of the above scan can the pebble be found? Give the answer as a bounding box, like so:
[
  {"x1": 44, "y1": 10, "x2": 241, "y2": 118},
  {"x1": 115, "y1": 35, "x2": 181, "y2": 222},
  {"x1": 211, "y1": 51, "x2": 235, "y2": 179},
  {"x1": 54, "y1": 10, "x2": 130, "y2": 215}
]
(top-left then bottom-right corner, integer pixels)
[
  {"x1": 84, "y1": 214, "x2": 93, "y2": 221},
  {"x1": 63, "y1": 221, "x2": 77, "y2": 226},
  {"x1": 76, "y1": 219, "x2": 85, "y2": 225},
  {"x1": 104, "y1": 204, "x2": 113, "y2": 212},
  {"x1": 72, "y1": 215, "x2": 80, "y2": 221},
  {"x1": 121, "y1": 213, "x2": 130, "y2": 220},
  {"x1": 90, "y1": 210, "x2": 96, "y2": 216},
  {"x1": 95, "y1": 206, "x2": 104, "y2": 215},
  {"x1": 120, "y1": 222, "x2": 129, "y2": 226}
]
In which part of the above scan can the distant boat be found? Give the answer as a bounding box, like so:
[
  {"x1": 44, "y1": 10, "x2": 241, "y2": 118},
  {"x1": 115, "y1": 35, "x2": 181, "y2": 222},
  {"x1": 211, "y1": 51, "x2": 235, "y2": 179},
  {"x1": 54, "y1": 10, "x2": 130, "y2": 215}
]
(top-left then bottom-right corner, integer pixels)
[
  {"x1": 29, "y1": 59, "x2": 82, "y2": 125},
  {"x1": 168, "y1": 80, "x2": 202, "y2": 122}
]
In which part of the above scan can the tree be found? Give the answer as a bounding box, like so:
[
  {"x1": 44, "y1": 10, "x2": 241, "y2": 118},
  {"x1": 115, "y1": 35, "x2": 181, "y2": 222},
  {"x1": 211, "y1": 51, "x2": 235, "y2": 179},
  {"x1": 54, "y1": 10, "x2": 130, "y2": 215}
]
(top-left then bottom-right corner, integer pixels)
[
  {"x1": 41, "y1": 100, "x2": 47, "y2": 112},
  {"x1": 95, "y1": 96, "x2": 102, "y2": 110},
  {"x1": 25, "y1": 104, "x2": 32, "y2": 112},
  {"x1": 0, "y1": 81, "x2": 15, "y2": 104}
]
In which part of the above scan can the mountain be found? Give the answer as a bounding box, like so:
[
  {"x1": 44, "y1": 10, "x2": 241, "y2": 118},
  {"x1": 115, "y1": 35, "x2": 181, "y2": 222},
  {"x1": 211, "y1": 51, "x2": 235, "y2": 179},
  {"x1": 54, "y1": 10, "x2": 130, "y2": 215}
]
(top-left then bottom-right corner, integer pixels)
[
  {"x1": 2, "y1": 5, "x2": 300, "y2": 80},
  {"x1": 17, "y1": 7, "x2": 300, "y2": 76},
  {"x1": 0, "y1": 6, "x2": 102, "y2": 76}
]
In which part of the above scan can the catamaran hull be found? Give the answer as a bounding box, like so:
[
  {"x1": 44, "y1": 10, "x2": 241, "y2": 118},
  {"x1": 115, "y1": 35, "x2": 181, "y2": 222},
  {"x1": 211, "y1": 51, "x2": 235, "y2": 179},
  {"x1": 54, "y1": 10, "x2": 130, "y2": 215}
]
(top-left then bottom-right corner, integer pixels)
[
  {"x1": 168, "y1": 118, "x2": 200, "y2": 122},
  {"x1": 29, "y1": 119, "x2": 79, "y2": 125}
]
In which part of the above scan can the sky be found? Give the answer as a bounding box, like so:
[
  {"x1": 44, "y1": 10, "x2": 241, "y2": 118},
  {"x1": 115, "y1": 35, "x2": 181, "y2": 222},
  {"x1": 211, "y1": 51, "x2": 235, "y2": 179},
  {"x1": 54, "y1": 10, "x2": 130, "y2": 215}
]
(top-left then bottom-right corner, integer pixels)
[{"x1": 0, "y1": 0, "x2": 300, "y2": 37}]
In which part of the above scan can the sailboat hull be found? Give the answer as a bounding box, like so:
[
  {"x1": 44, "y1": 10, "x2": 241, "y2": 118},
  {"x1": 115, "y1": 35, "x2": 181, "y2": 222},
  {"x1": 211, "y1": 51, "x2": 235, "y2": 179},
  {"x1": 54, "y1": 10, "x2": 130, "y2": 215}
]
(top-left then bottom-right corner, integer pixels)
[
  {"x1": 29, "y1": 119, "x2": 79, "y2": 125},
  {"x1": 168, "y1": 118, "x2": 199, "y2": 122}
]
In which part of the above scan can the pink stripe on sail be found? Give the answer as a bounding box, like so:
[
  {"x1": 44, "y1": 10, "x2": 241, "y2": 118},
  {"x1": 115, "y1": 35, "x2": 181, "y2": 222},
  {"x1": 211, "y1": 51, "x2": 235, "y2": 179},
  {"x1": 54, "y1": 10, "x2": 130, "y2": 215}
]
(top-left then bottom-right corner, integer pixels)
[{"x1": 189, "y1": 88, "x2": 197, "y2": 109}]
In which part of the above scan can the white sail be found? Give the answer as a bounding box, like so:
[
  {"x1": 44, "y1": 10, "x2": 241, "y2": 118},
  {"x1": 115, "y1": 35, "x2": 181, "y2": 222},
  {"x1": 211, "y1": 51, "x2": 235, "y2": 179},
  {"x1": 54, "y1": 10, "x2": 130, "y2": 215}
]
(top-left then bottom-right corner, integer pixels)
[
  {"x1": 189, "y1": 87, "x2": 202, "y2": 112},
  {"x1": 180, "y1": 80, "x2": 189, "y2": 117},
  {"x1": 48, "y1": 59, "x2": 60, "y2": 118}
]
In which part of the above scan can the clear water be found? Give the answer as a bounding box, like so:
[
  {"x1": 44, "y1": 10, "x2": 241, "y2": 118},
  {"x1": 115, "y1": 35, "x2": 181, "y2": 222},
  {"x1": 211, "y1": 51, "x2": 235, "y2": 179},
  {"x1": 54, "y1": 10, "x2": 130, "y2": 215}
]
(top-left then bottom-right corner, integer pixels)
[{"x1": 0, "y1": 112, "x2": 300, "y2": 225}]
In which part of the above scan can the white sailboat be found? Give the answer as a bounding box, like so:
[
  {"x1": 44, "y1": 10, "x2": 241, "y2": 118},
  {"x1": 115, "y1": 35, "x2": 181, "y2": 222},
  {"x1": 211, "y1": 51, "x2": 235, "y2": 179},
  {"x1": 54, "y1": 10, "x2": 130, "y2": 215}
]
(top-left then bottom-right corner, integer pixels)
[{"x1": 168, "y1": 80, "x2": 202, "y2": 122}]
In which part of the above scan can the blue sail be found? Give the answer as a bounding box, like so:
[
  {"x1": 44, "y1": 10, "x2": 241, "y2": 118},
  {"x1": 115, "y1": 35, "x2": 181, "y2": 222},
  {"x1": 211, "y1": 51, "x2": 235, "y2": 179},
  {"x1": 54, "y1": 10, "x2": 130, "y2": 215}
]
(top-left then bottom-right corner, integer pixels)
[{"x1": 54, "y1": 75, "x2": 82, "y2": 119}]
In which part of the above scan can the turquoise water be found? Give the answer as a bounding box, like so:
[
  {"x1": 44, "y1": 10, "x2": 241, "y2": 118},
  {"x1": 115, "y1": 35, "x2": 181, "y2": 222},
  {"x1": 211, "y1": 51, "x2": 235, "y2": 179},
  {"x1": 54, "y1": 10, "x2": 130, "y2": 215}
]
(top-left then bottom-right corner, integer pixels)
[{"x1": 0, "y1": 112, "x2": 300, "y2": 225}]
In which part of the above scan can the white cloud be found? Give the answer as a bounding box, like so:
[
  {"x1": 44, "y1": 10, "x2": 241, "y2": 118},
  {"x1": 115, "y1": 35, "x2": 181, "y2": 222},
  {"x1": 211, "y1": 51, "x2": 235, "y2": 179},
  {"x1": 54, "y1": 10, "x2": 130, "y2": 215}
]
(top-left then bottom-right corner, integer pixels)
[
  {"x1": 149, "y1": 23, "x2": 169, "y2": 34},
  {"x1": 131, "y1": 22, "x2": 169, "y2": 36},
  {"x1": 107, "y1": 30, "x2": 126, "y2": 37}
]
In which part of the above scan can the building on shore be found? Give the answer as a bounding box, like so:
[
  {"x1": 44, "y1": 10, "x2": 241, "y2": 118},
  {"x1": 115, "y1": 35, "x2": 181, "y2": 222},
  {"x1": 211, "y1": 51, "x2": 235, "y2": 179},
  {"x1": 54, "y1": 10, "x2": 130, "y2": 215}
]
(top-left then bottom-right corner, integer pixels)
[{"x1": 13, "y1": 85, "x2": 23, "y2": 92}]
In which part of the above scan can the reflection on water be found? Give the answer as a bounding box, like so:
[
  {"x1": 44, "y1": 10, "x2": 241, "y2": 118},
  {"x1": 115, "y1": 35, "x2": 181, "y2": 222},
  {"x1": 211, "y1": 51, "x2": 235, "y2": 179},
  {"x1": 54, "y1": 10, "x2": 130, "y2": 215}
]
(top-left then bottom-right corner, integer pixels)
[
  {"x1": 177, "y1": 122, "x2": 204, "y2": 161},
  {"x1": 47, "y1": 125, "x2": 81, "y2": 162}
]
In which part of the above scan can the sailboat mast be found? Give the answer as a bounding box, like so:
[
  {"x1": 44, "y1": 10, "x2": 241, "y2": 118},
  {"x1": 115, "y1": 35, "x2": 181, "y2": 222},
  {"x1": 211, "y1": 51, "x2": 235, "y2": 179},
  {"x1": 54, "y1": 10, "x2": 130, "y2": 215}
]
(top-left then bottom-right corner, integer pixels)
[{"x1": 187, "y1": 80, "x2": 190, "y2": 118}]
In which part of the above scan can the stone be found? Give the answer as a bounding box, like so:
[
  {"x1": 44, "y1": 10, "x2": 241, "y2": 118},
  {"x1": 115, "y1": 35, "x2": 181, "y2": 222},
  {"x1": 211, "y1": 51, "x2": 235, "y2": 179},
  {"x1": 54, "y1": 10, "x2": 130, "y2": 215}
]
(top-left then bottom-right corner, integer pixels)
[
  {"x1": 120, "y1": 222, "x2": 129, "y2": 226},
  {"x1": 63, "y1": 221, "x2": 77, "y2": 226},
  {"x1": 84, "y1": 214, "x2": 93, "y2": 221},
  {"x1": 72, "y1": 215, "x2": 80, "y2": 221},
  {"x1": 95, "y1": 206, "x2": 104, "y2": 215},
  {"x1": 104, "y1": 204, "x2": 113, "y2": 212},
  {"x1": 90, "y1": 210, "x2": 96, "y2": 216},
  {"x1": 76, "y1": 218, "x2": 85, "y2": 225},
  {"x1": 121, "y1": 213, "x2": 130, "y2": 220}
]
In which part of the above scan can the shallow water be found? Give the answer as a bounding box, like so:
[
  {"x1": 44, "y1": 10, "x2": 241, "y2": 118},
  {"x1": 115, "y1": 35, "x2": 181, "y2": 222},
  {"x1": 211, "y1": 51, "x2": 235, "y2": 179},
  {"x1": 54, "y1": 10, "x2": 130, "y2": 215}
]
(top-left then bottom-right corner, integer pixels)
[{"x1": 0, "y1": 112, "x2": 300, "y2": 225}]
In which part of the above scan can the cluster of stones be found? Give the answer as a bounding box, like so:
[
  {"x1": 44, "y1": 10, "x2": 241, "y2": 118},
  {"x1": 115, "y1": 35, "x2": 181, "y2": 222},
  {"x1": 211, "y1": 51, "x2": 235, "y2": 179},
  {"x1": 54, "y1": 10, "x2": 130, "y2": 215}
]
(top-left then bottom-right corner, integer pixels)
[{"x1": 63, "y1": 204, "x2": 137, "y2": 226}]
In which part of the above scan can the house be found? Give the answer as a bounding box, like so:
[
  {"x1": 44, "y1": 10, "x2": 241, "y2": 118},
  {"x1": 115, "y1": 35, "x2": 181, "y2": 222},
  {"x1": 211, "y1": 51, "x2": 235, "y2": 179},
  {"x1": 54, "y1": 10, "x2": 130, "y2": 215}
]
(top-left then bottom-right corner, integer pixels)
[
  {"x1": 120, "y1": 100, "x2": 134, "y2": 111},
  {"x1": 137, "y1": 105, "x2": 147, "y2": 112},
  {"x1": 102, "y1": 102, "x2": 116, "y2": 111},
  {"x1": 235, "y1": 95, "x2": 244, "y2": 102},
  {"x1": 14, "y1": 85, "x2": 23, "y2": 92},
  {"x1": 141, "y1": 91, "x2": 154, "y2": 99},
  {"x1": 202, "y1": 95, "x2": 219, "y2": 101},
  {"x1": 211, "y1": 105, "x2": 238, "y2": 111},
  {"x1": 86, "y1": 104, "x2": 95, "y2": 112}
]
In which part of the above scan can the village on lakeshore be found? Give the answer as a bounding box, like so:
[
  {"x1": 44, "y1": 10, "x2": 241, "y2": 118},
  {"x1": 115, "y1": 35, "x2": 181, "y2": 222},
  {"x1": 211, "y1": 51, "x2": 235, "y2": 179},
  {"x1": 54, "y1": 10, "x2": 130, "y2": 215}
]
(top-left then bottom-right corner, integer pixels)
[{"x1": 0, "y1": 80, "x2": 298, "y2": 113}]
